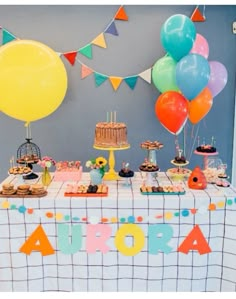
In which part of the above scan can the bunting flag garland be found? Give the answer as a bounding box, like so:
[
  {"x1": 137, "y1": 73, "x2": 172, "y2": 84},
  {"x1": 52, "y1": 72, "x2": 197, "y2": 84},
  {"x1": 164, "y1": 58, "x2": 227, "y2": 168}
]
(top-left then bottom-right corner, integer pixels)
[
  {"x1": 139, "y1": 69, "x2": 152, "y2": 84},
  {"x1": 0, "y1": 5, "x2": 128, "y2": 60},
  {"x1": 124, "y1": 76, "x2": 138, "y2": 90},
  {"x1": 92, "y1": 33, "x2": 107, "y2": 48},
  {"x1": 2, "y1": 29, "x2": 17, "y2": 45},
  {"x1": 0, "y1": 6, "x2": 208, "y2": 92},
  {"x1": 63, "y1": 51, "x2": 77, "y2": 66},
  {"x1": 191, "y1": 5, "x2": 206, "y2": 22},
  {"x1": 109, "y1": 77, "x2": 123, "y2": 91},
  {"x1": 94, "y1": 73, "x2": 108, "y2": 86},
  {"x1": 114, "y1": 6, "x2": 129, "y2": 21},
  {"x1": 74, "y1": 55, "x2": 153, "y2": 91},
  {"x1": 78, "y1": 44, "x2": 93, "y2": 59},
  {"x1": 81, "y1": 64, "x2": 93, "y2": 79},
  {"x1": 104, "y1": 21, "x2": 119, "y2": 36}
]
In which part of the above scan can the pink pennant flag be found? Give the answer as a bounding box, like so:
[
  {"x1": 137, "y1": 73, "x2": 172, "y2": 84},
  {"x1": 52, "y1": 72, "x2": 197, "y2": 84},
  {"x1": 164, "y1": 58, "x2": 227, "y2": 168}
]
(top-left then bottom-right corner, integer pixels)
[{"x1": 81, "y1": 64, "x2": 93, "y2": 79}]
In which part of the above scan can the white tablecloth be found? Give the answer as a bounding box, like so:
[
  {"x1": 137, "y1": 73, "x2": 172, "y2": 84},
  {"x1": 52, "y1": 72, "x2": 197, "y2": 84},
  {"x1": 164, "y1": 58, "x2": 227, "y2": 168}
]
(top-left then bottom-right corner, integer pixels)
[{"x1": 0, "y1": 172, "x2": 236, "y2": 292}]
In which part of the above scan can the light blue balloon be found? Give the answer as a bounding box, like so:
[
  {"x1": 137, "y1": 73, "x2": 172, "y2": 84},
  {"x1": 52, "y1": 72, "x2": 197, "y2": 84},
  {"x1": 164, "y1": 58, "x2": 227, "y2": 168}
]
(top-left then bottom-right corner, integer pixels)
[
  {"x1": 160, "y1": 14, "x2": 196, "y2": 62},
  {"x1": 176, "y1": 54, "x2": 210, "y2": 100}
]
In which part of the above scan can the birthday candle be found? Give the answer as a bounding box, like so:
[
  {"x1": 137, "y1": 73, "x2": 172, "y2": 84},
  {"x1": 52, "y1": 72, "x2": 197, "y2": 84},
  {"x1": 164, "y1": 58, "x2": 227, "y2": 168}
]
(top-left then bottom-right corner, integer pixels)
[
  {"x1": 110, "y1": 111, "x2": 112, "y2": 123},
  {"x1": 114, "y1": 111, "x2": 116, "y2": 123},
  {"x1": 211, "y1": 136, "x2": 214, "y2": 146},
  {"x1": 106, "y1": 112, "x2": 109, "y2": 122}
]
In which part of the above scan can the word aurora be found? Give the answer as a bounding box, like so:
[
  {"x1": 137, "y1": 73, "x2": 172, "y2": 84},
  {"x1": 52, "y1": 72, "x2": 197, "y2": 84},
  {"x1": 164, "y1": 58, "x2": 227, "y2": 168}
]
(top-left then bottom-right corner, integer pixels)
[{"x1": 19, "y1": 223, "x2": 211, "y2": 257}]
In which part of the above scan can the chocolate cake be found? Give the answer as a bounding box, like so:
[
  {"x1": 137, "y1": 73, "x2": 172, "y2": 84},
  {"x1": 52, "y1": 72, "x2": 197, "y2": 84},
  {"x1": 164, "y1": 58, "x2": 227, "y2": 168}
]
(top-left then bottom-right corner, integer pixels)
[{"x1": 196, "y1": 145, "x2": 216, "y2": 153}]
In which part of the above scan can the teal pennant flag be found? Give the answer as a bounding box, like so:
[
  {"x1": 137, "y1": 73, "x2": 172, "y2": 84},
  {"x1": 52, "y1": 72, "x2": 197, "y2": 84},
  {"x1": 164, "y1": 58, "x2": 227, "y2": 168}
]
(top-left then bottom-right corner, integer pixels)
[
  {"x1": 2, "y1": 29, "x2": 16, "y2": 45},
  {"x1": 124, "y1": 76, "x2": 138, "y2": 90},
  {"x1": 78, "y1": 44, "x2": 92, "y2": 59},
  {"x1": 94, "y1": 73, "x2": 108, "y2": 87}
]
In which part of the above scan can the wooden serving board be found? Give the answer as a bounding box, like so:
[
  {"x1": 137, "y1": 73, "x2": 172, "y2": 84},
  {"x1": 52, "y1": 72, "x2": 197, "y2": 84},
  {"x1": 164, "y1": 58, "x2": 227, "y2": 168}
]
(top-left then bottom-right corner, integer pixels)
[{"x1": 0, "y1": 191, "x2": 48, "y2": 198}]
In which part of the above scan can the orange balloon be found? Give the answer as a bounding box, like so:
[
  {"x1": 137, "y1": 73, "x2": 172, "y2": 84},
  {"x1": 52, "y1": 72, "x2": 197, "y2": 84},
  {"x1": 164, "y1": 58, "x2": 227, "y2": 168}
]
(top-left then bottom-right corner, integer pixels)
[
  {"x1": 188, "y1": 87, "x2": 213, "y2": 124},
  {"x1": 154, "y1": 91, "x2": 188, "y2": 135}
]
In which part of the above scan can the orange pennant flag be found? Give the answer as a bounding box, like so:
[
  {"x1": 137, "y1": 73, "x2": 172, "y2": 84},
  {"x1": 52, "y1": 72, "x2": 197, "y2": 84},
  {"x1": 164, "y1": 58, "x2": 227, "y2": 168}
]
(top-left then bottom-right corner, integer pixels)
[
  {"x1": 81, "y1": 64, "x2": 93, "y2": 79},
  {"x1": 109, "y1": 77, "x2": 123, "y2": 91},
  {"x1": 115, "y1": 6, "x2": 128, "y2": 21},
  {"x1": 191, "y1": 6, "x2": 205, "y2": 22},
  {"x1": 63, "y1": 51, "x2": 77, "y2": 65},
  {"x1": 92, "y1": 33, "x2": 107, "y2": 48}
]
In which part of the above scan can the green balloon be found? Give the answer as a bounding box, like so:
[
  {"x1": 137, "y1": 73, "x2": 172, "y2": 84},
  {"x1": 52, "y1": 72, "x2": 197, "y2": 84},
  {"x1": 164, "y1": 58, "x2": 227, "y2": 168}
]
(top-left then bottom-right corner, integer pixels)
[{"x1": 152, "y1": 55, "x2": 180, "y2": 93}]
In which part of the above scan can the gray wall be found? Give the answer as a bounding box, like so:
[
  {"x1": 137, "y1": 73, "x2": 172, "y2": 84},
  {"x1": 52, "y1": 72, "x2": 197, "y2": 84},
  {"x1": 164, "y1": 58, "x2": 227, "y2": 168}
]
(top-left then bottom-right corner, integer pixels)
[{"x1": 0, "y1": 5, "x2": 235, "y2": 181}]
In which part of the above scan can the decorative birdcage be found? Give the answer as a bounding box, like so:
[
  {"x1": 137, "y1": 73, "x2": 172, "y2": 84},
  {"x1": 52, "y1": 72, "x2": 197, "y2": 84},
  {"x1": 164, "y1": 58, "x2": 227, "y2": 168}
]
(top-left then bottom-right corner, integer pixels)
[
  {"x1": 17, "y1": 138, "x2": 41, "y2": 164},
  {"x1": 16, "y1": 138, "x2": 41, "y2": 180}
]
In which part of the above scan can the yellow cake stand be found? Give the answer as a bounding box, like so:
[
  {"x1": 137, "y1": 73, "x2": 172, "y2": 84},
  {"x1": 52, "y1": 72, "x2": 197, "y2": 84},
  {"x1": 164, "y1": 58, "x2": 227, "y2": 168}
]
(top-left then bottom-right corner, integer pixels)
[{"x1": 93, "y1": 145, "x2": 130, "y2": 180}]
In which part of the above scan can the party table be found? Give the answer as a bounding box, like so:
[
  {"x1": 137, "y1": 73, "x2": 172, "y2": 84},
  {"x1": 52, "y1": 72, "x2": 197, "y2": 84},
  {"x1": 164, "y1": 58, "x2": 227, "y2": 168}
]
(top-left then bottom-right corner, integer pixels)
[{"x1": 0, "y1": 172, "x2": 236, "y2": 292}]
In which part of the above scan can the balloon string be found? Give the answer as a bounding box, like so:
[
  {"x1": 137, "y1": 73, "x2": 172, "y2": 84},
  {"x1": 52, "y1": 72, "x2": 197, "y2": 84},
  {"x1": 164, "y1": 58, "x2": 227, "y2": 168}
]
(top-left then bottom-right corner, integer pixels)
[
  {"x1": 188, "y1": 123, "x2": 200, "y2": 162},
  {"x1": 24, "y1": 122, "x2": 31, "y2": 138},
  {"x1": 183, "y1": 124, "x2": 187, "y2": 157},
  {"x1": 203, "y1": 5, "x2": 206, "y2": 18}
]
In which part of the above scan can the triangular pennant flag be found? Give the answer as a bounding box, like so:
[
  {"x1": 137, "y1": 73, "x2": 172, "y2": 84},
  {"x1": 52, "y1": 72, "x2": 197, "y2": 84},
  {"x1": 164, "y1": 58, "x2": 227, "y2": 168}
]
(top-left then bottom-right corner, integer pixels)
[
  {"x1": 63, "y1": 51, "x2": 77, "y2": 65},
  {"x1": 78, "y1": 44, "x2": 93, "y2": 59},
  {"x1": 139, "y1": 68, "x2": 152, "y2": 84},
  {"x1": 94, "y1": 73, "x2": 108, "y2": 87},
  {"x1": 56, "y1": 52, "x2": 62, "y2": 57},
  {"x1": 105, "y1": 21, "x2": 118, "y2": 36},
  {"x1": 114, "y1": 6, "x2": 128, "y2": 21},
  {"x1": 191, "y1": 6, "x2": 205, "y2": 22},
  {"x1": 109, "y1": 76, "x2": 123, "y2": 91},
  {"x1": 2, "y1": 29, "x2": 17, "y2": 45},
  {"x1": 81, "y1": 64, "x2": 93, "y2": 79},
  {"x1": 124, "y1": 76, "x2": 138, "y2": 90},
  {"x1": 92, "y1": 33, "x2": 107, "y2": 49}
]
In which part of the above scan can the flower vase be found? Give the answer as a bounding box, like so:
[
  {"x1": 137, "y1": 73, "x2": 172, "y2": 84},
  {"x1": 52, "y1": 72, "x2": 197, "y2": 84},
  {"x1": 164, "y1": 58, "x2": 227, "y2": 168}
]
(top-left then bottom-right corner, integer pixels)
[
  {"x1": 42, "y1": 167, "x2": 52, "y2": 186},
  {"x1": 90, "y1": 169, "x2": 103, "y2": 185}
]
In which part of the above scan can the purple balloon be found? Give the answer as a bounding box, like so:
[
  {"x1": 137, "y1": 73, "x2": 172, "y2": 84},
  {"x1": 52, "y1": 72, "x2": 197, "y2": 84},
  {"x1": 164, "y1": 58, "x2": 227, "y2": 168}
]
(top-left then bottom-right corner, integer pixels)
[{"x1": 207, "y1": 61, "x2": 228, "y2": 97}]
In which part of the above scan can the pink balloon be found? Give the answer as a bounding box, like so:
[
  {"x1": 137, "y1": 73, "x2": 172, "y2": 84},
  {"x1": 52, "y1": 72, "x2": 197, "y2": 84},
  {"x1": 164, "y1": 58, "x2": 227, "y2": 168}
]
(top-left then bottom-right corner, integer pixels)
[
  {"x1": 190, "y1": 33, "x2": 209, "y2": 59},
  {"x1": 207, "y1": 61, "x2": 228, "y2": 97}
]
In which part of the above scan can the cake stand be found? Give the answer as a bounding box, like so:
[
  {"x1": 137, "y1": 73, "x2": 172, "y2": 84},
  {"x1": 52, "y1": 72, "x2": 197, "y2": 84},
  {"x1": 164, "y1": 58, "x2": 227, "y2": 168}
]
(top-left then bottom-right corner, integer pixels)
[
  {"x1": 140, "y1": 170, "x2": 159, "y2": 186},
  {"x1": 168, "y1": 160, "x2": 190, "y2": 182},
  {"x1": 140, "y1": 147, "x2": 162, "y2": 179},
  {"x1": 93, "y1": 145, "x2": 130, "y2": 180},
  {"x1": 119, "y1": 173, "x2": 134, "y2": 187},
  {"x1": 194, "y1": 150, "x2": 219, "y2": 170}
]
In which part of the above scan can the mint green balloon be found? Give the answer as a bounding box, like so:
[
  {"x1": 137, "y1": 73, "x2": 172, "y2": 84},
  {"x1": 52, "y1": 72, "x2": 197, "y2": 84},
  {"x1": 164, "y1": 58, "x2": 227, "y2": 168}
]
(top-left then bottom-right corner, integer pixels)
[{"x1": 152, "y1": 55, "x2": 180, "y2": 93}]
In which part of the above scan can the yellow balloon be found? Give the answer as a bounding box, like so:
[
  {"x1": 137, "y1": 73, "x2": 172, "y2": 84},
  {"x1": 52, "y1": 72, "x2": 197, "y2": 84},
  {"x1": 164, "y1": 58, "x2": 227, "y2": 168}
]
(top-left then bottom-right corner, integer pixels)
[{"x1": 0, "y1": 40, "x2": 67, "y2": 122}]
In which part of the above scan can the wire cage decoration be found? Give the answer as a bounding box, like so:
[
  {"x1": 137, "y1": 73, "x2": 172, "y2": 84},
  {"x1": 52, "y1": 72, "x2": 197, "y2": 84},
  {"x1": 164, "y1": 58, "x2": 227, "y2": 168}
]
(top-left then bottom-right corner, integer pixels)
[
  {"x1": 16, "y1": 138, "x2": 41, "y2": 164},
  {"x1": 16, "y1": 125, "x2": 41, "y2": 179}
]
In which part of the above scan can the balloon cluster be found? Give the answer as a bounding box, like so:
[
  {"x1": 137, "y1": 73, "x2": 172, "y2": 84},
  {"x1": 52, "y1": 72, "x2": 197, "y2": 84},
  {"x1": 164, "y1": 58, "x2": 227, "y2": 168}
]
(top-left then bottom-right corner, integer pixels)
[{"x1": 152, "y1": 14, "x2": 228, "y2": 135}]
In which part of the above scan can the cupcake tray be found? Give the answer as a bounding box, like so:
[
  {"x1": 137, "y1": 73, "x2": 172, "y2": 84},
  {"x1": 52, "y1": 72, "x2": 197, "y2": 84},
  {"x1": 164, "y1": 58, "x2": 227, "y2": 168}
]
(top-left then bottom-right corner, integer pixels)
[
  {"x1": 140, "y1": 189, "x2": 186, "y2": 196},
  {"x1": 0, "y1": 190, "x2": 48, "y2": 198},
  {"x1": 64, "y1": 187, "x2": 108, "y2": 197}
]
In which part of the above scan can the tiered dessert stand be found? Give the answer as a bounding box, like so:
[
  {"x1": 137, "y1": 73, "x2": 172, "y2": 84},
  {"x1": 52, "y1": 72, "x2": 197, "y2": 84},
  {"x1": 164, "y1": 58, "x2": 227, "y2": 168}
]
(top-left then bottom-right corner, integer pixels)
[
  {"x1": 194, "y1": 150, "x2": 219, "y2": 170},
  {"x1": 141, "y1": 140, "x2": 163, "y2": 186},
  {"x1": 118, "y1": 163, "x2": 134, "y2": 187},
  {"x1": 94, "y1": 145, "x2": 130, "y2": 180}
]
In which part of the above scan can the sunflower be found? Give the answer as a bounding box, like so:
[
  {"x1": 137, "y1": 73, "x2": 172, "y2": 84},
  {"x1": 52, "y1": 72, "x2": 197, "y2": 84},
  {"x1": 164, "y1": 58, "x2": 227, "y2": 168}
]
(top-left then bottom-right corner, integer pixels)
[{"x1": 95, "y1": 156, "x2": 107, "y2": 167}]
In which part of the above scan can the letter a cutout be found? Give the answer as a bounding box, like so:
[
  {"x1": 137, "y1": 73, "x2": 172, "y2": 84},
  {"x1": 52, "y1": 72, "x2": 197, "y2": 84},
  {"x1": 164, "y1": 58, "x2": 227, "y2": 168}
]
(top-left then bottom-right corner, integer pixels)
[
  {"x1": 177, "y1": 225, "x2": 211, "y2": 255},
  {"x1": 19, "y1": 225, "x2": 55, "y2": 256}
]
